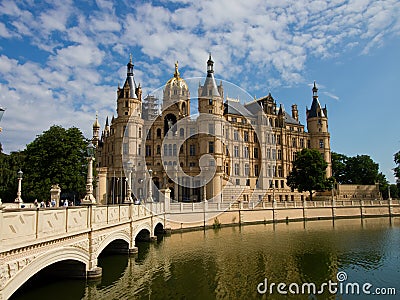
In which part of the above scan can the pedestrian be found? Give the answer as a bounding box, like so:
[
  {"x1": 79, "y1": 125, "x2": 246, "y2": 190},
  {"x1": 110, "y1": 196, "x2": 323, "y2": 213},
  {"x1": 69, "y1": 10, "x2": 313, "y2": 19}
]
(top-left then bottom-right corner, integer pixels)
[
  {"x1": 51, "y1": 199, "x2": 56, "y2": 207},
  {"x1": 34, "y1": 199, "x2": 39, "y2": 207},
  {"x1": 63, "y1": 199, "x2": 68, "y2": 207},
  {"x1": 40, "y1": 201, "x2": 45, "y2": 208}
]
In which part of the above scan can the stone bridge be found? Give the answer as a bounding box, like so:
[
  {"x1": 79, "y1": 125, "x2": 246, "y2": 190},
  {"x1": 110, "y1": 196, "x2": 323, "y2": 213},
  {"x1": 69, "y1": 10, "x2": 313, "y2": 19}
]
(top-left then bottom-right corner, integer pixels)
[
  {"x1": 0, "y1": 203, "x2": 166, "y2": 300},
  {"x1": 1, "y1": 199, "x2": 399, "y2": 299}
]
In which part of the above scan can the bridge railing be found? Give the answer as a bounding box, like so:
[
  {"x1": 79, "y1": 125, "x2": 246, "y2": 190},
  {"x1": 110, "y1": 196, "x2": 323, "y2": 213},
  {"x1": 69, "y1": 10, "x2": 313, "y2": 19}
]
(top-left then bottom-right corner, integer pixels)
[
  {"x1": 0, "y1": 206, "x2": 91, "y2": 252},
  {"x1": 0, "y1": 203, "x2": 157, "y2": 252}
]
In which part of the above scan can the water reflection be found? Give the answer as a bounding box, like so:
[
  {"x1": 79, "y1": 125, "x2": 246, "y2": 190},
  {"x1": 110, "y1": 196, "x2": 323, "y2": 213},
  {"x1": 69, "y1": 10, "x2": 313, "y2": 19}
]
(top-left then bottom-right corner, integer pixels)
[{"x1": 12, "y1": 218, "x2": 400, "y2": 300}]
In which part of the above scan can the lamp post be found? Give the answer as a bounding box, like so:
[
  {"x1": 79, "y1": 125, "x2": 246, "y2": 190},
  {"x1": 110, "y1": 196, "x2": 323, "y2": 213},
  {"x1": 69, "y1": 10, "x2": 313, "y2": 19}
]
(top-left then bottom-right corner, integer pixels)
[
  {"x1": 203, "y1": 178, "x2": 207, "y2": 202},
  {"x1": 125, "y1": 160, "x2": 133, "y2": 203},
  {"x1": 82, "y1": 142, "x2": 96, "y2": 204},
  {"x1": 147, "y1": 169, "x2": 153, "y2": 203},
  {"x1": 14, "y1": 170, "x2": 23, "y2": 204}
]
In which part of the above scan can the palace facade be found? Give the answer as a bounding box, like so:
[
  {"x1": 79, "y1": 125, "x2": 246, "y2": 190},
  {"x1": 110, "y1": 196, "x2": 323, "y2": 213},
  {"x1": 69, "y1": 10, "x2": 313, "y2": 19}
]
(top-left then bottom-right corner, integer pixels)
[{"x1": 92, "y1": 55, "x2": 332, "y2": 204}]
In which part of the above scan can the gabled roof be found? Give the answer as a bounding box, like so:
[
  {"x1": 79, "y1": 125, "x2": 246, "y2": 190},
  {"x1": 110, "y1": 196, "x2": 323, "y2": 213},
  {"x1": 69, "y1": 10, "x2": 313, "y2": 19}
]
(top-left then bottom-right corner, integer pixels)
[{"x1": 224, "y1": 99, "x2": 254, "y2": 117}]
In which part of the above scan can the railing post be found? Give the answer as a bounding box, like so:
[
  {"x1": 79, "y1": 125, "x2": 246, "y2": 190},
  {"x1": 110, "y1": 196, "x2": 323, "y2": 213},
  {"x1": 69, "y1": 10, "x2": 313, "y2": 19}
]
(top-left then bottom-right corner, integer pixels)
[
  {"x1": 35, "y1": 207, "x2": 39, "y2": 239},
  {"x1": 65, "y1": 207, "x2": 68, "y2": 233},
  {"x1": 302, "y1": 199, "x2": 307, "y2": 221},
  {"x1": 388, "y1": 198, "x2": 393, "y2": 217},
  {"x1": 331, "y1": 198, "x2": 336, "y2": 219},
  {"x1": 272, "y1": 200, "x2": 277, "y2": 223},
  {"x1": 360, "y1": 200, "x2": 364, "y2": 218}
]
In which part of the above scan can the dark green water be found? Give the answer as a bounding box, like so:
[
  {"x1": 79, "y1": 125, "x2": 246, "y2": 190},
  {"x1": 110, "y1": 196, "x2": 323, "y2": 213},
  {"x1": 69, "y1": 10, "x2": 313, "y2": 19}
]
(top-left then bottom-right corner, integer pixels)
[{"x1": 12, "y1": 218, "x2": 400, "y2": 300}]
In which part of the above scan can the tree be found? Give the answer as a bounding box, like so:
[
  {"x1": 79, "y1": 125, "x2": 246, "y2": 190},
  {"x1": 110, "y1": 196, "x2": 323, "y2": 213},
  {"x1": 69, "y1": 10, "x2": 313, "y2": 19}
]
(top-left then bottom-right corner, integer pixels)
[
  {"x1": 0, "y1": 150, "x2": 25, "y2": 202},
  {"x1": 343, "y1": 155, "x2": 379, "y2": 185},
  {"x1": 22, "y1": 125, "x2": 88, "y2": 202},
  {"x1": 331, "y1": 152, "x2": 348, "y2": 184},
  {"x1": 287, "y1": 149, "x2": 332, "y2": 201},
  {"x1": 377, "y1": 172, "x2": 389, "y2": 199}
]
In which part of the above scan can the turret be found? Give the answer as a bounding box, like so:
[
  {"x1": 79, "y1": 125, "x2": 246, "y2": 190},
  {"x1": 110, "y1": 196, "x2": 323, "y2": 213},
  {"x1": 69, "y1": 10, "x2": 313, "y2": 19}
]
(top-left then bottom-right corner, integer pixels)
[
  {"x1": 116, "y1": 55, "x2": 142, "y2": 118},
  {"x1": 162, "y1": 61, "x2": 190, "y2": 118},
  {"x1": 306, "y1": 81, "x2": 331, "y2": 177},
  {"x1": 198, "y1": 54, "x2": 224, "y2": 116}
]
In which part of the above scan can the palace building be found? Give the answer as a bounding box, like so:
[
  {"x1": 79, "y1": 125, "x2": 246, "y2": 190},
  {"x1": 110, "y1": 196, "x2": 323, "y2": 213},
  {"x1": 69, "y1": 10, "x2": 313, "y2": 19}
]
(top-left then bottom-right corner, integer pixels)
[{"x1": 92, "y1": 55, "x2": 332, "y2": 204}]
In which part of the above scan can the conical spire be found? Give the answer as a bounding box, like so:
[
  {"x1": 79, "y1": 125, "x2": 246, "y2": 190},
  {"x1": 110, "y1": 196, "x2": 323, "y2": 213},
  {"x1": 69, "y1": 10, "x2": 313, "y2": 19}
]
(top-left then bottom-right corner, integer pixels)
[
  {"x1": 312, "y1": 81, "x2": 318, "y2": 98},
  {"x1": 307, "y1": 81, "x2": 325, "y2": 118},
  {"x1": 124, "y1": 54, "x2": 137, "y2": 98},
  {"x1": 207, "y1": 53, "x2": 214, "y2": 75},
  {"x1": 93, "y1": 111, "x2": 100, "y2": 129},
  {"x1": 200, "y1": 53, "x2": 220, "y2": 97}
]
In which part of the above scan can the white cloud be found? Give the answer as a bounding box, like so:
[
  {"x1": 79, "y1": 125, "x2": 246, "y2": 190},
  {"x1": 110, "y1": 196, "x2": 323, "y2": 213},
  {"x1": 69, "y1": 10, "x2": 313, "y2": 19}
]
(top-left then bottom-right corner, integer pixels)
[
  {"x1": 0, "y1": 0, "x2": 400, "y2": 153},
  {"x1": 0, "y1": 22, "x2": 11, "y2": 38}
]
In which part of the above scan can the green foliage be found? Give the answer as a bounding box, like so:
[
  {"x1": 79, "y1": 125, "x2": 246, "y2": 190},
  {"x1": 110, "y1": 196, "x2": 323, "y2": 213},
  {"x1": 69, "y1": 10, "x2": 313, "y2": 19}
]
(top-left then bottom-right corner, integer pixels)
[
  {"x1": 332, "y1": 152, "x2": 379, "y2": 185},
  {"x1": 22, "y1": 125, "x2": 88, "y2": 202},
  {"x1": 287, "y1": 149, "x2": 332, "y2": 201},
  {"x1": 389, "y1": 184, "x2": 399, "y2": 198},
  {"x1": 0, "y1": 151, "x2": 25, "y2": 201},
  {"x1": 331, "y1": 152, "x2": 348, "y2": 183},
  {"x1": 344, "y1": 155, "x2": 379, "y2": 185},
  {"x1": 377, "y1": 172, "x2": 389, "y2": 199}
]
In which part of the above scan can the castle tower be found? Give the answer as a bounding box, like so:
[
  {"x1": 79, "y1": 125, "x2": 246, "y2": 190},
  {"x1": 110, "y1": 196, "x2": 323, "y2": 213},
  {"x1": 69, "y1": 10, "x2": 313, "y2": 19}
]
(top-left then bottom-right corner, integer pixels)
[
  {"x1": 95, "y1": 55, "x2": 145, "y2": 204},
  {"x1": 306, "y1": 81, "x2": 332, "y2": 177},
  {"x1": 197, "y1": 54, "x2": 224, "y2": 201}
]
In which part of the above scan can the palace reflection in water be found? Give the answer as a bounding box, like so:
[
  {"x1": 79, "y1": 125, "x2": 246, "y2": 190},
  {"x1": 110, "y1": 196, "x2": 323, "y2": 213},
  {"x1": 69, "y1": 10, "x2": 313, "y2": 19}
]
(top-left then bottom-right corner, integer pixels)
[{"x1": 12, "y1": 218, "x2": 400, "y2": 300}]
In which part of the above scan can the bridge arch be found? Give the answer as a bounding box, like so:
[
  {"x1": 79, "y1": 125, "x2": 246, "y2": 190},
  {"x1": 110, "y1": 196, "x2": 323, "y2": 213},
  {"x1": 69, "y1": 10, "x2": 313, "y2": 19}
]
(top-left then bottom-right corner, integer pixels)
[
  {"x1": 154, "y1": 222, "x2": 164, "y2": 235},
  {"x1": 95, "y1": 231, "x2": 131, "y2": 258},
  {"x1": 133, "y1": 223, "x2": 152, "y2": 242},
  {"x1": 4, "y1": 246, "x2": 89, "y2": 300}
]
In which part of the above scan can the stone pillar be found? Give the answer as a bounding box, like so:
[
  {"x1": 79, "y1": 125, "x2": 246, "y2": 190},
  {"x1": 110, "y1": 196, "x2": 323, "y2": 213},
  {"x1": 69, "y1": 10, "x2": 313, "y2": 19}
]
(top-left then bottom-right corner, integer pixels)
[
  {"x1": 50, "y1": 184, "x2": 61, "y2": 207},
  {"x1": 161, "y1": 188, "x2": 171, "y2": 212},
  {"x1": 96, "y1": 167, "x2": 108, "y2": 205}
]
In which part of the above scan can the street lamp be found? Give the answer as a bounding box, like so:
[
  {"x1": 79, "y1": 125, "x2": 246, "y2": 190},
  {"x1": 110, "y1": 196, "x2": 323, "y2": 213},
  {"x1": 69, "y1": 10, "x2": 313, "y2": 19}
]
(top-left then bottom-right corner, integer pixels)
[
  {"x1": 82, "y1": 142, "x2": 96, "y2": 204},
  {"x1": 147, "y1": 169, "x2": 153, "y2": 202},
  {"x1": 125, "y1": 160, "x2": 133, "y2": 203},
  {"x1": 203, "y1": 177, "x2": 207, "y2": 202},
  {"x1": 15, "y1": 170, "x2": 23, "y2": 204}
]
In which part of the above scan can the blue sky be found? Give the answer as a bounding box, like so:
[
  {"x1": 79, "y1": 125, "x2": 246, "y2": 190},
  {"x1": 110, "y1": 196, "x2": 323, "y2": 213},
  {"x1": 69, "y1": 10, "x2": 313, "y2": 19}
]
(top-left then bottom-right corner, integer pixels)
[{"x1": 0, "y1": 0, "x2": 399, "y2": 182}]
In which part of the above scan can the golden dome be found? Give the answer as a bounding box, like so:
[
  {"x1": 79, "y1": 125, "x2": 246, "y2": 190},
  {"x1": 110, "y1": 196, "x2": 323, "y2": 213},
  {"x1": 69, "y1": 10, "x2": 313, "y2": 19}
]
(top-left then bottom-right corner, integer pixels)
[{"x1": 166, "y1": 61, "x2": 188, "y2": 89}]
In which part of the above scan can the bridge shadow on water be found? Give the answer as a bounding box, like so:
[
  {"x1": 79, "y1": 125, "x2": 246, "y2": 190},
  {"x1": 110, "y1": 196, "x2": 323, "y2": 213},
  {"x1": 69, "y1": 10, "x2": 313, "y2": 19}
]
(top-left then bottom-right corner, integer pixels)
[
  {"x1": 10, "y1": 260, "x2": 87, "y2": 300},
  {"x1": 10, "y1": 230, "x2": 166, "y2": 300}
]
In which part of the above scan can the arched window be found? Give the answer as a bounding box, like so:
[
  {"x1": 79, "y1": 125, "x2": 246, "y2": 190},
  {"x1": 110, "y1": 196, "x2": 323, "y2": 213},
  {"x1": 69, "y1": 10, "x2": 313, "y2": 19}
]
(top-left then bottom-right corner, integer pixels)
[
  {"x1": 157, "y1": 128, "x2": 161, "y2": 137},
  {"x1": 180, "y1": 128, "x2": 184, "y2": 137},
  {"x1": 181, "y1": 102, "x2": 186, "y2": 115}
]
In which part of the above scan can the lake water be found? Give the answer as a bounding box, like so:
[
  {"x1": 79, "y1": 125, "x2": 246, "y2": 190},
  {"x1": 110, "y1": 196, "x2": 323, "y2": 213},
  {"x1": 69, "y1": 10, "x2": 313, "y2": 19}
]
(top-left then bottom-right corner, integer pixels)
[{"x1": 11, "y1": 217, "x2": 400, "y2": 300}]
